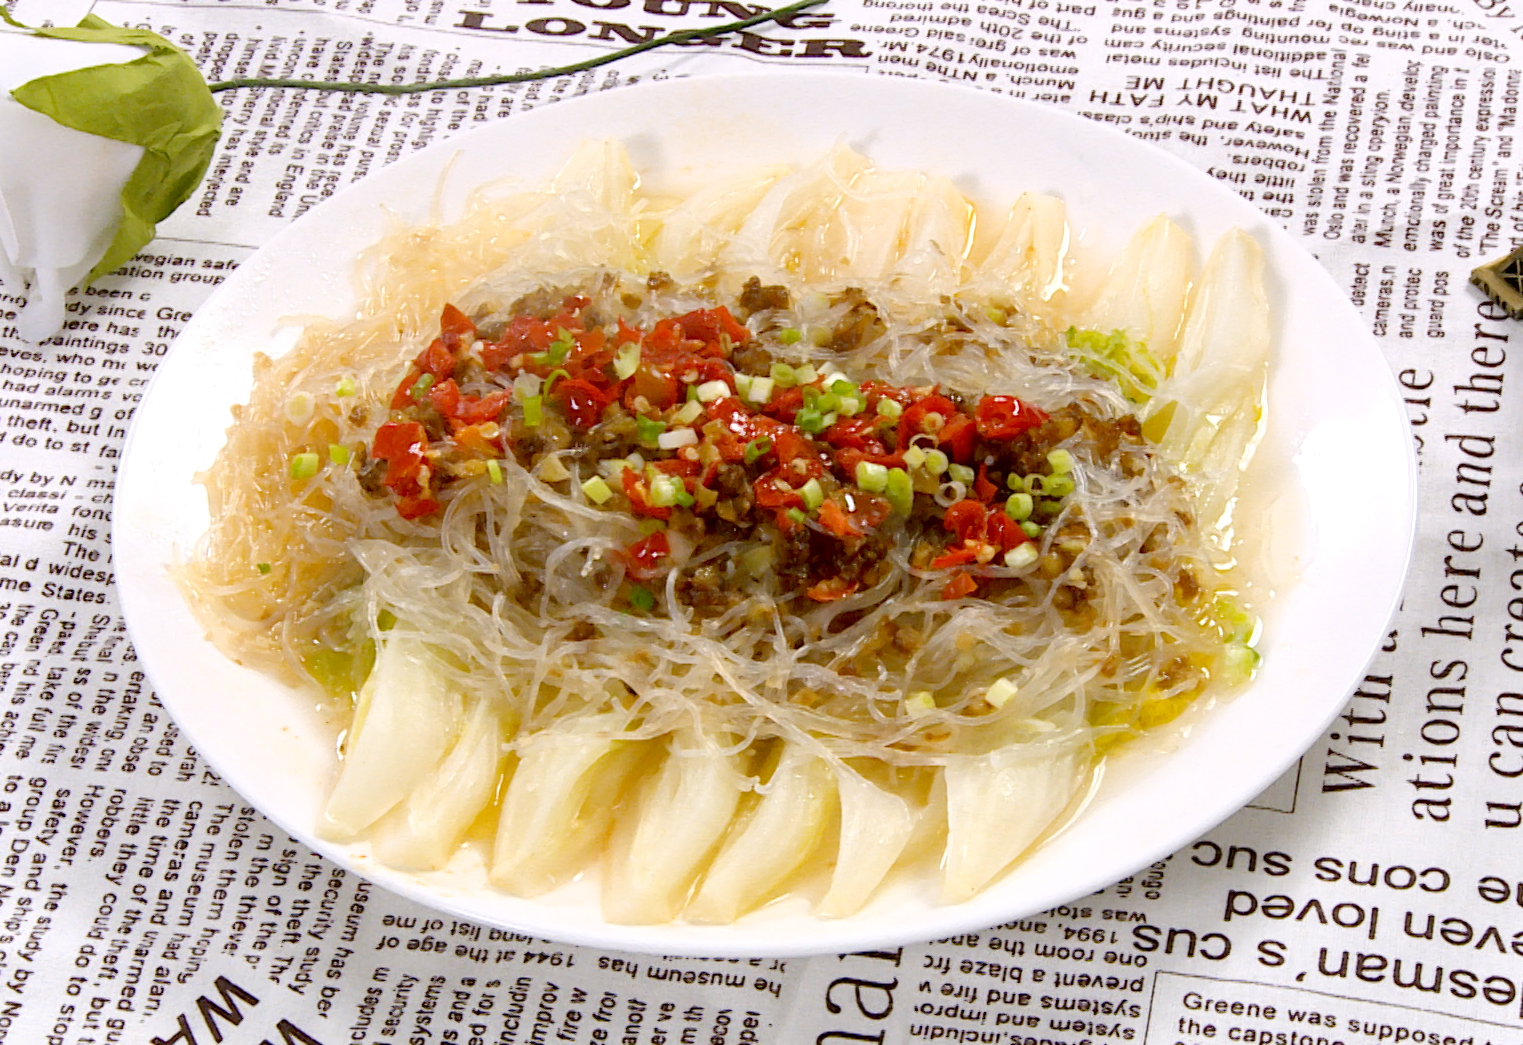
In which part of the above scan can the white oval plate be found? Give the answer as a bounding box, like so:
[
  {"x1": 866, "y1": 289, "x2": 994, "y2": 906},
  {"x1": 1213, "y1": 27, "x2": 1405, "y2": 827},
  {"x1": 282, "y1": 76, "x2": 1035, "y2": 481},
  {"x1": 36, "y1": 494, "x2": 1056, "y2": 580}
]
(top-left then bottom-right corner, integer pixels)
[{"x1": 116, "y1": 72, "x2": 1415, "y2": 957}]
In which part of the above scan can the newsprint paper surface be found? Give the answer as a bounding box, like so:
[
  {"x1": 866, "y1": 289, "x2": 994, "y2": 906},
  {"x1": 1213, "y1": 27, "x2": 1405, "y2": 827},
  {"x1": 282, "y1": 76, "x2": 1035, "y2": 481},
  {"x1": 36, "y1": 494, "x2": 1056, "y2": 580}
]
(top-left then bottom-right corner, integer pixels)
[{"x1": 2, "y1": 0, "x2": 1522, "y2": 1043}]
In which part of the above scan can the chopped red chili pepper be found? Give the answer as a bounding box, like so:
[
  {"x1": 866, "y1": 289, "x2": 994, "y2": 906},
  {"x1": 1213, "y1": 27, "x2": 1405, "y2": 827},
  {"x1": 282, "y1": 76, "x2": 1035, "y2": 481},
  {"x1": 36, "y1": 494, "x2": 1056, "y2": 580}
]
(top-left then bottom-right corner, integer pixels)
[
  {"x1": 675, "y1": 306, "x2": 749, "y2": 351},
  {"x1": 899, "y1": 393, "x2": 960, "y2": 449},
  {"x1": 975, "y1": 395, "x2": 1049, "y2": 440},
  {"x1": 395, "y1": 494, "x2": 441, "y2": 520},
  {"x1": 817, "y1": 499, "x2": 861, "y2": 539},
  {"x1": 620, "y1": 467, "x2": 671, "y2": 520},
  {"x1": 937, "y1": 412, "x2": 978, "y2": 462},
  {"x1": 941, "y1": 571, "x2": 979, "y2": 600},
  {"x1": 438, "y1": 304, "x2": 476, "y2": 352},
  {"x1": 373, "y1": 421, "x2": 429, "y2": 494},
  {"x1": 553, "y1": 378, "x2": 612, "y2": 428},
  {"x1": 930, "y1": 546, "x2": 983, "y2": 570},
  {"x1": 806, "y1": 577, "x2": 859, "y2": 602},
  {"x1": 942, "y1": 500, "x2": 987, "y2": 543},
  {"x1": 974, "y1": 464, "x2": 1000, "y2": 503},
  {"x1": 622, "y1": 530, "x2": 671, "y2": 580}
]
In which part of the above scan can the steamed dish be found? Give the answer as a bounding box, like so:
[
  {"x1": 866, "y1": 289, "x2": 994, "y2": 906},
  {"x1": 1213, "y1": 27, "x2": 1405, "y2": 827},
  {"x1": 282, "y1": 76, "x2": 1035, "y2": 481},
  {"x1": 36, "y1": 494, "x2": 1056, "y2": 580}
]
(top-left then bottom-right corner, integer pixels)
[{"x1": 181, "y1": 143, "x2": 1268, "y2": 923}]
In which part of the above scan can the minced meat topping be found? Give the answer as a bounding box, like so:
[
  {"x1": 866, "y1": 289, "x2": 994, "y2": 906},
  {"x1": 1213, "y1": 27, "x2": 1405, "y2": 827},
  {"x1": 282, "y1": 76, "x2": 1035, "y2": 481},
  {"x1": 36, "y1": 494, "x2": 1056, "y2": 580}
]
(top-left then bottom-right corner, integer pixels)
[{"x1": 366, "y1": 283, "x2": 1147, "y2": 612}]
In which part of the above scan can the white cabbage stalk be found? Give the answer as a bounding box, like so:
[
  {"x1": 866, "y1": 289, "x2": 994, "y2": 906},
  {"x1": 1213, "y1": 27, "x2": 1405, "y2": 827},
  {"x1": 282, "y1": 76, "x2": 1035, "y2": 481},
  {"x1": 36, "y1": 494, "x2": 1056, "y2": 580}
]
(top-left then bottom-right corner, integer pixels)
[
  {"x1": 1147, "y1": 229, "x2": 1271, "y2": 535},
  {"x1": 1078, "y1": 216, "x2": 1194, "y2": 364},
  {"x1": 942, "y1": 745, "x2": 1084, "y2": 903},
  {"x1": 818, "y1": 765, "x2": 915, "y2": 918},
  {"x1": 650, "y1": 165, "x2": 791, "y2": 280},
  {"x1": 900, "y1": 769, "x2": 948, "y2": 865},
  {"x1": 887, "y1": 173, "x2": 973, "y2": 302},
  {"x1": 0, "y1": 30, "x2": 145, "y2": 341},
  {"x1": 976, "y1": 192, "x2": 1071, "y2": 309},
  {"x1": 684, "y1": 742, "x2": 835, "y2": 923},
  {"x1": 369, "y1": 696, "x2": 504, "y2": 871},
  {"x1": 822, "y1": 167, "x2": 920, "y2": 281},
  {"x1": 489, "y1": 715, "x2": 647, "y2": 897},
  {"x1": 602, "y1": 731, "x2": 751, "y2": 924},
  {"x1": 319, "y1": 637, "x2": 463, "y2": 841},
  {"x1": 723, "y1": 145, "x2": 870, "y2": 280}
]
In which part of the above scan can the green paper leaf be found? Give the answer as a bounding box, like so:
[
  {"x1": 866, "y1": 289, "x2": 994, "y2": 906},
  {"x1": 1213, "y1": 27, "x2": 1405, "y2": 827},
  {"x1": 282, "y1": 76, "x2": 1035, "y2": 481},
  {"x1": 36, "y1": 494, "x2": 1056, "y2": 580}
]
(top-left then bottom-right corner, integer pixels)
[{"x1": 6, "y1": 14, "x2": 221, "y2": 284}]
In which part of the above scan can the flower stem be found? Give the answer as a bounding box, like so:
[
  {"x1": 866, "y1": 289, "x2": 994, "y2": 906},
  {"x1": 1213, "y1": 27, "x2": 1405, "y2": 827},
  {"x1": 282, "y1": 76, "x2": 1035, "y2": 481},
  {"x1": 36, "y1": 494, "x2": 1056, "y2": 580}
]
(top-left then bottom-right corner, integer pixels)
[{"x1": 207, "y1": 0, "x2": 828, "y2": 95}]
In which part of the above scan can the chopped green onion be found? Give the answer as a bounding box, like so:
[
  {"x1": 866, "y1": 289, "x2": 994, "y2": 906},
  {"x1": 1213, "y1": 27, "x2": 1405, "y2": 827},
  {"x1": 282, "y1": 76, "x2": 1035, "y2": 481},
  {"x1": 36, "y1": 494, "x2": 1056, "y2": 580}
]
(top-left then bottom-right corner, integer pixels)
[
  {"x1": 830, "y1": 378, "x2": 856, "y2": 397},
  {"x1": 673, "y1": 486, "x2": 696, "y2": 508},
  {"x1": 548, "y1": 330, "x2": 574, "y2": 363},
  {"x1": 581, "y1": 475, "x2": 614, "y2": 504},
  {"x1": 614, "y1": 342, "x2": 641, "y2": 379},
  {"x1": 875, "y1": 397, "x2": 903, "y2": 420},
  {"x1": 256, "y1": 562, "x2": 272, "y2": 575},
  {"x1": 1024, "y1": 474, "x2": 1046, "y2": 495},
  {"x1": 671, "y1": 400, "x2": 703, "y2": 425},
  {"x1": 409, "y1": 373, "x2": 435, "y2": 399},
  {"x1": 770, "y1": 362, "x2": 798, "y2": 387},
  {"x1": 636, "y1": 416, "x2": 668, "y2": 444},
  {"x1": 786, "y1": 508, "x2": 808, "y2": 526},
  {"x1": 885, "y1": 467, "x2": 913, "y2": 515},
  {"x1": 1005, "y1": 492, "x2": 1034, "y2": 521},
  {"x1": 335, "y1": 377, "x2": 356, "y2": 397},
  {"x1": 1220, "y1": 643, "x2": 1261, "y2": 683},
  {"x1": 734, "y1": 372, "x2": 754, "y2": 398},
  {"x1": 658, "y1": 428, "x2": 698, "y2": 450},
  {"x1": 1007, "y1": 473, "x2": 1024, "y2": 491},
  {"x1": 696, "y1": 380, "x2": 730, "y2": 402},
  {"x1": 1048, "y1": 449, "x2": 1075, "y2": 475},
  {"x1": 819, "y1": 411, "x2": 838, "y2": 430},
  {"x1": 800, "y1": 478, "x2": 824, "y2": 510},
  {"x1": 837, "y1": 393, "x2": 865, "y2": 417},
  {"x1": 744, "y1": 437, "x2": 772, "y2": 464},
  {"x1": 628, "y1": 585, "x2": 655, "y2": 612},
  {"x1": 638, "y1": 518, "x2": 666, "y2": 536},
  {"x1": 902, "y1": 446, "x2": 927, "y2": 470},
  {"x1": 985, "y1": 677, "x2": 1019, "y2": 708},
  {"x1": 288, "y1": 452, "x2": 320, "y2": 480},
  {"x1": 796, "y1": 407, "x2": 826, "y2": 434},
  {"x1": 543, "y1": 368, "x2": 570, "y2": 391},
  {"x1": 1045, "y1": 475, "x2": 1076, "y2": 498},
  {"x1": 856, "y1": 461, "x2": 889, "y2": 492},
  {"x1": 746, "y1": 376, "x2": 775, "y2": 404},
  {"x1": 285, "y1": 392, "x2": 315, "y2": 425},
  {"x1": 1020, "y1": 520, "x2": 1043, "y2": 539},
  {"x1": 816, "y1": 391, "x2": 840, "y2": 413},
  {"x1": 948, "y1": 463, "x2": 975, "y2": 485},
  {"x1": 984, "y1": 306, "x2": 1008, "y2": 325},
  {"x1": 648, "y1": 475, "x2": 682, "y2": 507},
  {"x1": 1004, "y1": 544, "x2": 1039, "y2": 569},
  {"x1": 522, "y1": 395, "x2": 543, "y2": 428},
  {"x1": 487, "y1": 459, "x2": 504, "y2": 485},
  {"x1": 905, "y1": 691, "x2": 936, "y2": 717},
  {"x1": 328, "y1": 443, "x2": 351, "y2": 466},
  {"x1": 923, "y1": 449, "x2": 950, "y2": 476},
  {"x1": 778, "y1": 328, "x2": 802, "y2": 345},
  {"x1": 795, "y1": 363, "x2": 818, "y2": 385}
]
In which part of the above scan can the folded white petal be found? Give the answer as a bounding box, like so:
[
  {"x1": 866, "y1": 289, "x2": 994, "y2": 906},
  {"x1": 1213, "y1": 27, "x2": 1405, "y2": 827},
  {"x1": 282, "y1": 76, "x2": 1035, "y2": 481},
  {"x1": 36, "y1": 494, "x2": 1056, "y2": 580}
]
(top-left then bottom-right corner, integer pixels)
[{"x1": 0, "y1": 31, "x2": 146, "y2": 341}]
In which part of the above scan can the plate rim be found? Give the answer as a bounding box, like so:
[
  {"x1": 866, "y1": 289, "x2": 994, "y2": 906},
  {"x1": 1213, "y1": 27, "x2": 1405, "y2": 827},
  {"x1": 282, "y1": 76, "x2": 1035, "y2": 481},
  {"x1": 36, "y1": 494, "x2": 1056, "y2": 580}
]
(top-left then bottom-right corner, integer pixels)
[{"x1": 115, "y1": 70, "x2": 1418, "y2": 956}]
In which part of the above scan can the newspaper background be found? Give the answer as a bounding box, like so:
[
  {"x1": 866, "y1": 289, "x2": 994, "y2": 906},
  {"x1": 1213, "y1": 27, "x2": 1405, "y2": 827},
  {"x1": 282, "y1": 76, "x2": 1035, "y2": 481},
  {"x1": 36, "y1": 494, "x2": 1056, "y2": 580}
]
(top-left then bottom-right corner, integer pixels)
[{"x1": 1, "y1": 0, "x2": 1521, "y2": 1041}]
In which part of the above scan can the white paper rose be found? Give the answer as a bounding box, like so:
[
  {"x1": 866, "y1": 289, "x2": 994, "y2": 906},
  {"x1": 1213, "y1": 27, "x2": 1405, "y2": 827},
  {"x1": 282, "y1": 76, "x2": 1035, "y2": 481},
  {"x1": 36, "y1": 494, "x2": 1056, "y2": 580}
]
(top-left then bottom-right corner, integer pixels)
[{"x1": 0, "y1": 14, "x2": 220, "y2": 341}]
